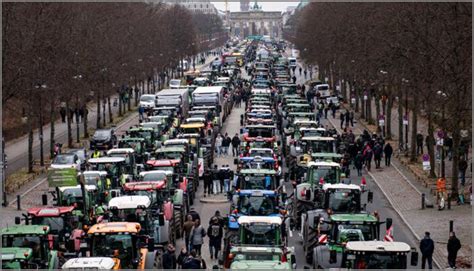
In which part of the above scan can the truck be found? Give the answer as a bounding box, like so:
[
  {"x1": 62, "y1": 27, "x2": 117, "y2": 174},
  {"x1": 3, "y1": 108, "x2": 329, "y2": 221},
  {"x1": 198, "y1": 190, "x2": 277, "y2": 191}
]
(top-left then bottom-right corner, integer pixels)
[
  {"x1": 228, "y1": 246, "x2": 296, "y2": 270},
  {"x1": 155, "y1": 88, "x2": 189, "y2": 117}
]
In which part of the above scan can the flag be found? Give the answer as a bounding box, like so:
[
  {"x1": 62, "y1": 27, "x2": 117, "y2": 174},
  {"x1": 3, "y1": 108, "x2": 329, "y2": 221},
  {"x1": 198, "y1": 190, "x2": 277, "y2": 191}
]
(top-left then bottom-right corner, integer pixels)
[{"x1": 384, "y1": 225, "x2": 394, "y2": 242}]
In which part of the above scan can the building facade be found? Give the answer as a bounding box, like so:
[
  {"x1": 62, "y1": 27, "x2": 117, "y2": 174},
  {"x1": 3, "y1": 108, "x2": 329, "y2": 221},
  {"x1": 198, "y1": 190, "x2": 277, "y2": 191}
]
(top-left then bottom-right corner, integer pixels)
[
  {"x1": 240, "y1": 0, "x2": 250, "y2": 12},
  {"x1": 163, "y1": 0, "x2": 218, "y2": 14}
]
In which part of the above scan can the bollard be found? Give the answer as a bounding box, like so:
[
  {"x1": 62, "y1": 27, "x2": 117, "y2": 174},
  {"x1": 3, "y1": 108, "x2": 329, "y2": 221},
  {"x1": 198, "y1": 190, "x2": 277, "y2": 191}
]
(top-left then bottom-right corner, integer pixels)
[
  {"x1": 16, "y1": 195, "x2": 21, "y2": 210},
  {"x1": 449, "y1": 220, "x2": 454, "y2": 233},
  {"x1": 421, "y1": 193, "x2": 425, "y2": 209},
  {"x1": 447, "y1": 193, "x2": 451, "y2": 210}
]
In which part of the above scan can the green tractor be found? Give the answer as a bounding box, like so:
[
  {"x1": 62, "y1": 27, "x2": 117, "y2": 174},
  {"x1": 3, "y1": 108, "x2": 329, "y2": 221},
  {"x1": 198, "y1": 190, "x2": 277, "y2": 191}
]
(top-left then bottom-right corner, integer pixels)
[
  {"x1": 228, "y1": 246, "x2": 297, "y2": 270},
  {"x1": 1, "y1": 225, "x2": 59, "y2": 270},
  {"x1": 118, "y1": 137, "x2": 148, "y2": 164},
  {"x1": 88, "y1": 157, "x2": 129, "y2": 188},
  {"x1": 1, "y1": 247, "x2": 35, "y2": 270},
  {"x1": 311, "y1": 214, "x2": 392, "y2": 268},
  {"x1": 127, "y1": 127, "x2": 159, "y2": 152}
]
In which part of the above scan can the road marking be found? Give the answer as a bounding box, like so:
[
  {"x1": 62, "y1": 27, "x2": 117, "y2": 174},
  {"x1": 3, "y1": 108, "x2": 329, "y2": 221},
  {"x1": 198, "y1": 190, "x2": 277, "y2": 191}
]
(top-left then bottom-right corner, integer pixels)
[
  {"x1": 8, "y1": 177, "x2": 47, "y2": 207},
  {"x1": 289, "y1": 230, "x2": 293, "y2": 238}
]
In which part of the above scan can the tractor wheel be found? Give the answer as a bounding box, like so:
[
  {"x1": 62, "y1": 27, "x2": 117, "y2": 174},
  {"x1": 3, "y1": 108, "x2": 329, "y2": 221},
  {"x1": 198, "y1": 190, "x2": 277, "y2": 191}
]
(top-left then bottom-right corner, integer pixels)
[
  {"x1": 223, "y1": 230, "x2": 239, "y2": 267},
  {"x1": 189, "y1": 190, "x2": 194, "y2": 206},
  {"x1": 144, "y1": 251, "x2": 162, "y2": 269},
  {"x1": 294, "y1": 199, "x2": 304, "y2": 231},
  {"x1": 174, "y1": 208, "x2": 183, "y2": 239},
  {"x1": 304, "y1": 222, "x2": 317, "y2": 264}
]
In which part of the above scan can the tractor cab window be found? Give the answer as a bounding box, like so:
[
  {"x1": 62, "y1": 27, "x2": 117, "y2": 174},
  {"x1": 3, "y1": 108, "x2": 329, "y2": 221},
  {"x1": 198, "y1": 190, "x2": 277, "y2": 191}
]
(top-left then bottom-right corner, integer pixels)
[
  {"x1": 242, "y1": 223, "x2": 279, "y2": 246},
  {"x1": 3, "y1": 236, "x2": 43, "y2": 259},
  {"x1": 239, "y1": 175, "x2": 274, "y2": 190},
  {"x1": 335, "y1": 223, "x2": 375, "y2": 243},
  {"x1": 303, "y1": 141, "x2": 333, "y2": 153},
  {"x1": 31, "y1": 217, "x2": 65, "y2": 234},
  {"x1": 326, "y1": 189, "x2": 360, "y2": 212},
  {"x1": 130, "y1": 130, "x2": 152, "y2": 139},
  {"x1": 238, "y1": 195, "x2": 276, "y2": 215},
  {"x1": 61, "y1": 188, "x2": 84, "y2": 210},
  {"x1": 92, "y1": 234, "x2": 134, "y2": 267},
  {"x1": 309, "y1": 166, "x2": 338, "y2": 184},
  {"x1": 248, "y1": 128, "x2": 273, "y2": 138},
  {"x1": 353, "y1": 252, "x2": 407, "y2": 269}
]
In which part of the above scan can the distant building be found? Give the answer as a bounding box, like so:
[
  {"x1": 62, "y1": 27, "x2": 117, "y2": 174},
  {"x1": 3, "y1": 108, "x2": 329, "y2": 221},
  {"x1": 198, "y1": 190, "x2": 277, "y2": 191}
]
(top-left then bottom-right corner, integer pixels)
[
  {"x1": 161, "y1": 0, "x2": 218, "y2": 14},
  {"x1": 240, "y1": 0, "x2": 250, "y2": 11}
]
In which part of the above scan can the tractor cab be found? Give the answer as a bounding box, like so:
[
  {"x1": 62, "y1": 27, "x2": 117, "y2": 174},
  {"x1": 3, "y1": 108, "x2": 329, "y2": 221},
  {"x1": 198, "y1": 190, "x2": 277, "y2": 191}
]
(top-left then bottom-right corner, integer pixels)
[
  {"x1": 2, "y1": 247, "x2": 35, "y2": 270},
  {"x1": 238, "y1": 216, "x2": 285, "y2": 247},
  {"x1": 61, "y1": 257, "x2": 119, "y2": 270},
  {"x1": 88, "y1": 157, "x2": 128, "y2": 188},
  {"x1": 86, "y1": 222, "x2": 161, "y2": 269},
  {"x1": 2, "y1": 225, "x2": 59, "y2": 270},
  {"x1": 236, "y1": 156, "x2": 278, "y2": 171},
  {"x1": 154, "y1": 146, "x2": 186, "y2": 164},
  {"x1": 55, "y1": 185, "x2": 98, "y2": 221},
  {"x1": 242, "y1": 124, "x2": 277, "y2": 143},
  {"x1": 118, "y1": 137, "x2": 147, "y2": 161},
  {"x1": 236, "y1": 169, "x2": 280, "y2": 190},
  {"x1": 25, "y1": 206, "x2": 76, "y2": 241},
  {"x1": 343, "y1": 241, "x2": 418, "y2": 269},
  {"x1": 299, "y1": 136, "x2": 336, "y2": 155},
  {"x1": 229, "y1": 246, "x2": 296, "y2": 270},
  {"x1": 127, "y1": 127, "x2": 157, "y2": 152},
  {"x1": 107, "y1": 148, "x2": 138, "y2": 177}
]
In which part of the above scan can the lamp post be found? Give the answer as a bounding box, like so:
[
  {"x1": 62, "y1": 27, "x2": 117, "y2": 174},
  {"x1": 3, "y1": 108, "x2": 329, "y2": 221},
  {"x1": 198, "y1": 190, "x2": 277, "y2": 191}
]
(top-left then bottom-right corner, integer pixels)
[
  {"x1": 402, "y1": 78, "x2": 410, "y2": 152},
  {"x1": 1, "y1": 137, "x2": 6, "y2": 206},
  {"x1": 437, "y1": 91, "x2": 447, "y2": 178},
  {"x1": 35, "y1": 83, "x2": 47, "y2": 166}
]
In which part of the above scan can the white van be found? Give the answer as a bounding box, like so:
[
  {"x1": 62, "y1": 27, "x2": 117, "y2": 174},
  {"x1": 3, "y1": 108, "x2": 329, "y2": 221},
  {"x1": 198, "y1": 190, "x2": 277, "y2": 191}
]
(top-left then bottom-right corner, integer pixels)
[
  {"x1": 315, "y1": 84, "x2": 331, "y2": 98},
  {"x1": 288, "y1": 57, "x2": 297, "y2": 68},
  {"x1": 156, "y1": 88, "x2": 189, "y2": 116},
  {"x1": 139, "y1": 94, "x2": 156, "y2": 109}
]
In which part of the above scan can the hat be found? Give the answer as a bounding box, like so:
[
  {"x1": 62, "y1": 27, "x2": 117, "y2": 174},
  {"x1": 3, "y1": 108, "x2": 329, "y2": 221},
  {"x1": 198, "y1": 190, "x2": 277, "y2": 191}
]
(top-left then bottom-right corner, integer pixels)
[{"x1": 425, "y1": 232, "x2": 430, "y2": 236}]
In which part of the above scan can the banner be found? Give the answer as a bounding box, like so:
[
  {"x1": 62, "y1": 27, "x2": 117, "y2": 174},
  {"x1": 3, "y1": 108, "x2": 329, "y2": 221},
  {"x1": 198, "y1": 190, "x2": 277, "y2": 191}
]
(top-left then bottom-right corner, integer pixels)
[{"x1": 47, "y1": 168, "x2": 77, "y2": 188}]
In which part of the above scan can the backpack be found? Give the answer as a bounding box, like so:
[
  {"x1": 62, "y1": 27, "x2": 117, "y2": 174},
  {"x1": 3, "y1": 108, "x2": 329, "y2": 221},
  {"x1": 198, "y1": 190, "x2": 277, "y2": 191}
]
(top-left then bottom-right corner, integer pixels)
[{"x1": 210, "y1": 224, "x2": 220, "y2": 238}]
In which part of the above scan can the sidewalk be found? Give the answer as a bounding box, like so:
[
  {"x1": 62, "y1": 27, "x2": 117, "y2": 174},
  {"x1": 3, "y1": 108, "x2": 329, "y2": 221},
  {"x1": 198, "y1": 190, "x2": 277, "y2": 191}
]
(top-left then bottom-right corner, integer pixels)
[{"x1": 325, "y1": 107, "x2": 472, "y2": 269}]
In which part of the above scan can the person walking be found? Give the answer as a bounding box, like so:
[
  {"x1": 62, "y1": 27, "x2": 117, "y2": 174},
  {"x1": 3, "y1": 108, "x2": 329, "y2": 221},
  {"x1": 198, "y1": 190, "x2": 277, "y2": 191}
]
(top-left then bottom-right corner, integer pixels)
[
  {"x1": 384, "y1": 143, "x2": 393, "y2": 166},
  {"x1": 373, "y1": 143, "x2": 383, "y2": 169},
  {"x1": 189, "y1": 219, "x2": 206, "y2": 256},
  {"x1": 324, "y1": 104, "x2": 329, "y2": 119},
  {"x1": 222, "y1": 165, "x2": 231, "y2": 193},
  {"x1": 231, "y1": 134, "x2": 240, "y2": 157},
  {"x1": 162, "y1": 244, "x2": 177, "y2": 269},
  {"x1": 207, "y1": 217, "x2": 223, "y2": 260},
  {"x1": 420, "y1": 232, "x2": 435, "y2": 269},
  {"x1": 354, "y1": 151, "x2": 364, "y2": 176},
  {"x1": 437, "y1": 177, "x2": 447, "y2": 207},
  {"x1": 203, "y1": 169, "x2": 212, "y2": 197},
  {"x1": 292, "y1": 75, "x2": 296, "y2": 84},
  {"x1": 303, "y1": 69, "x2": 307, "y2": 79},
  {"x1": 215, "y1": 134, "x2": 223, "y2": 157},
  {"x1": 138, "y1": 106, "x2": 145, "y2": 121},
  {"x1": 222, "y1": 134, "x2": 231, "y2": 156},
  {"x1": 416, "y1": 132, "x2": 424, "y2": 155},
  {"x1": 59, "y1": 106, "x2": 66, "y2": 123},
  {"x1": 212, "y1": 165, "x2": 221, "y2": 195},
  {"x1": 447, "y1": 232, "x2": 461, "y2": 269},
  {"x1": 299, "y1": 67, "x2": 302, "y2": 76},
  {"x1": 183, "y1": 215, "x2": 195, "y2": 251},
  {"x1": 363, "y1": 144, "x2": 373, "y2": 171},
  {"x1": 340, "y1": 112, "x2": 345, "y2": 129},
  {"x1": 344, "y1": 110, "x2": 350, "y2": 128},
  {"x1": 349, "y1": 111, "x2": 354, "y2": 127}
]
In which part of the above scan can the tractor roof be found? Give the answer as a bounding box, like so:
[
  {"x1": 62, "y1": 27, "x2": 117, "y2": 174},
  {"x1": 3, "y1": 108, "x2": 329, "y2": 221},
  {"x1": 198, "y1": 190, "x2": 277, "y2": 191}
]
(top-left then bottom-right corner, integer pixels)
[
  {"x1": 88, "y1": 157, "x2": 126, "y2": 164},
  {"x1": 155, "y1": 146, "x2": 186, "y2": 153},
  {"x1": 239, "y1": 169, "x2": 277, "y2": 175},
  {"x1": 107, "y1": 148, "x2": 135, "y2": 155},
  {"x1": 123, "y1": 181, "x2": 167, "y2": 191},
  {"x1": 237, "y1": 190, "x2": 277, "y2": 196},
  {"x1": 108, "y1": 195, "x2": 151, "y2": 209},
  {"x1": 238, "y1": 216, "x2": 282, "y2": 225},
  {"x1": 239, "y1": 156, "x2": 275, "y2": 163},
  {"x1": 307, "y1": 161, "x2": 341, "y2": 168},
  {"x1": 27, "y1": 206, "x2": 75, "y2": 217},
  {"x1": 301, "y1": 136, "x2": 335, "y2": 141},
  {"x1": 82, "y1": 171, "x2": 108, "y2": 177},
  {"x1": 245, "y1": 124, "x2": 275, "y2": 129},
  {"x1": 1, "y1": 247, "x2": 33, "y2": 261},
  {"x1": 62, "y1": 257, "x2": 117, "y2": 270},
  {"x1": 129, "y1": 127, "x2": 154, "y2": 131},
  {"x1": 146, "y1": 159, "x2": 180, "y2": 167},
  {"x1": 345, "y1": 241, "x2": 411, "y2": 253},
  {"x1": 120, "y1": 137, "x2": 145, "y2": 142},
  {"x1": 230, "y1": 246, "x2": 283, "y2": 254},
  {"x1": 164, "y1": 139, "x2": 189, "y2": 145},
  {"x1": 330, "y1": 213, "x2": 378, "y2": 223},
  {"x1": 1, "y1": 225, "x2": 50, "y2": 235},
  {"x1": 323, "y1": 183, "x2": 361, "y2": 191},
  {"x1": 58, "y1": 185, "x2": 97, "y2": 192},
  {"x1": 180, "y1": 123, "x2": 205, "y2": 129},
  {"x1": 139, "y1": 170, "x2": 171, "y2": 177},
  {"x1": 88, "y1": 222, "x2": 141, "y2": 234}
]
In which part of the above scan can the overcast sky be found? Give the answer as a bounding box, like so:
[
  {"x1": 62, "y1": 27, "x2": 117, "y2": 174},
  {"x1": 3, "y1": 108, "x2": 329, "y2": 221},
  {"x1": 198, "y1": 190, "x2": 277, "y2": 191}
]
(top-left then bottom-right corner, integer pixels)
[{"x1": 211, "y1": 1, "x2": 298, "y2": 12}]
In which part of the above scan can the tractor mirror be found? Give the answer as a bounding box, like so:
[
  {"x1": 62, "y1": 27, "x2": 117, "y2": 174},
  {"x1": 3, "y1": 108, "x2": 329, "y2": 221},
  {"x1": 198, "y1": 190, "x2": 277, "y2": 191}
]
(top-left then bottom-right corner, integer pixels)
[
  {"x1": 367, "y1": 191, "x2": 373, "y2": 203},
  {"x1": 234, "y1": 158, "x2": 238, "y2": 165},
  {"x1": 111, "y1": 191, "x2": 117, "y2": 198},
  {"x1": 385, "y1": 218, "x2": 393, "y2": 230},
  {"x1": 15, "y1": 216, "x2": 21, "y2": 225},
  {"x1": 410, "y1": 250, "x2": 419, "y2": 266},
  {"x1": 170, "y1": 189, "x2": 176, "y2": 196},
  {"x1": 313, "y1": 215, "x2": 320, "y2": 228},
  {"x1": 291, "y1": 254, "x2": 296, "y2": 265},
  {"x1": 329, "y1": 249, "x2": 337, "y2": 264},
  {"x1": 147, "y1": 237, "x2": 155, "y2": 252},
  {"x1": 158, "y1": 214, "x2": 165, "y2": 226},
  {"x1": 305, "y1": 189, "x2": 311, "y2": 200},
  {"x1": 42, "y1": 194, "x2": 48, "y2": 206}
]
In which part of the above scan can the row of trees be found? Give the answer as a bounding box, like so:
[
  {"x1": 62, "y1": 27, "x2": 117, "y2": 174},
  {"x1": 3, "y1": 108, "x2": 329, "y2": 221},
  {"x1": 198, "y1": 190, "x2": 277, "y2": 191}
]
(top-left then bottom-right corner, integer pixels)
[
  {"x1": 285, "y1": 2, "x2": 471, "y2": 196},
  {"x1": 2, "y1": 2, "x2": 226, "y2": 172}
]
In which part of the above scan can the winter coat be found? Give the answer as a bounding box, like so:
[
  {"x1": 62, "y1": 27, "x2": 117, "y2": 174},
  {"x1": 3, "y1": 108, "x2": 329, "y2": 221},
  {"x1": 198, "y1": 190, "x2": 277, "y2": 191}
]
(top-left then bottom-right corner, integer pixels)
[
  {"x1": 162, "y1": 250, "x2": 177, "y2": 269},
  {"x1": 373, "y1": 144, "x2": 383, "y2": 159},
  {"x1": 232, "y1": 136, "x2": 240, "y2": 147},
  {"x1": 420, "y1": 237, "x2": 435, "y2": 256},
  {"x1": 354, "y1": 154, "x2": 364, "y2": 169},
  {"x1": 207, "y1": 223, "x2": 223, "y2": 246},
  {"x1": 189, "y1": 225, "x2": 206, "y2": 246},
  {"x1": 384, "y1": 144, "x2": 393, "y2": 157},
  {"x1": 447, "y1": 236, "x2": 461, "y2": 256}
]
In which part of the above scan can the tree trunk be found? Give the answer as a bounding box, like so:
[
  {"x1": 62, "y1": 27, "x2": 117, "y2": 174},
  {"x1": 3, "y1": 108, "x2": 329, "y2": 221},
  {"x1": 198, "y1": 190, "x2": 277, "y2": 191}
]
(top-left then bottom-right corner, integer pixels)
[
  {"x1": 102, "y1": 96, "x2": 106, "y2": 128},
  {"x1": 367, "y1": 94, "x2": 373, "y2": 124},
  {"x1": 410, "y1": 96, "x2": 418, "y2": 162},
  {"x1": 375, "y1": 92, "x2": 380, "y2": 131},
  {"x1": 134, "y1": 77, "x2": 139, "y2": 107},
  {"x1": 127, "y1": 88, "x2": 131, "y2": 111},
  {"x1": 108, "y1": 96, "x2": 113, "y2": 123},
  {"x1": 451, "y1": 125, "x2": 461, "y2": 198},
  {"x1": 49, "y1": 99, "x2": 55, "y2": 159},
  {"x1": 118, "y1": 90, "x2": 123, "y2": 117},
  {"x1": 38, "y1": 96, "x2": 44, "y2": 166},
  {"x1": 83, "y1": 105, "x2": 89, "y2": 138},
  {"x1": 27, "y1": 113, "x2": 34, "y2": 173},
  {"x1": 427, "y1": 112, "x2": 436, "y2": 178},
  {"x1": 386, "y1": 91, "x2": 393, "y2": 140},
  {"x1": 96, "y1": 90, "x2": 101, "y2": 129},
  {"x1": 66, "y1": 100, "x2": 73, "y2": 148},
  {"x1": 398, "y1": 89, "x2": 403, "y2": 149}
]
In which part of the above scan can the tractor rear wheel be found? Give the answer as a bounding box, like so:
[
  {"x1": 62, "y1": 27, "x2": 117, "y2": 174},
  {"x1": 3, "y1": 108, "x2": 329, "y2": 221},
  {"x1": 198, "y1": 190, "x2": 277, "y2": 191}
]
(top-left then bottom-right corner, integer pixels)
[
  {"x1": 144, "y1": 251, "x2": 162, "y2": 269},
  {"x1": 174, "y1": 208, "x2": 184, "y2": 239},
  {"x1": 304, "y1": 221, "x2": 317, "y2": 264}
]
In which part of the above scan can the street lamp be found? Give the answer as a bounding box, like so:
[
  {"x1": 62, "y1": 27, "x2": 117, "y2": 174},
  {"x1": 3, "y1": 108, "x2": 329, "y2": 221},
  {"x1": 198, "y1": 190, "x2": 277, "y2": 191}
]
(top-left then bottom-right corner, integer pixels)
[
  {"x1": 73, "y1": 75, "x2": 83, "y2": 143},
  {"x1": 436, "y1": 90, "x2": 447, "y2": 178},
  {"x1": 402, "y1": 78, "x2": 410, "y2": 152},
  {"x1": 35, "y1": 83, "x2": 47, "y2": 166}
]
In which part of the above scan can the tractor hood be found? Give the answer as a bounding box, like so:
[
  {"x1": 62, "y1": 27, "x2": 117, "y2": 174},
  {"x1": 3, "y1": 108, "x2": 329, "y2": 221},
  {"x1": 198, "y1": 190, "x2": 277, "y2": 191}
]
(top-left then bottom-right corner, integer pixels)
[{"x1": 231, "y1": 260, "x2": 291, "y2": 270}]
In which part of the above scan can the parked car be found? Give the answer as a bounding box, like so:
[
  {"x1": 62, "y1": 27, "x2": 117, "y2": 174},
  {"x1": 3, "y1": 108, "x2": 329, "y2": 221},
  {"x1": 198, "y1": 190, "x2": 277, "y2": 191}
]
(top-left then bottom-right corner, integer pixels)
[
  {"x1": 139, "y1": 94, "x2": 156, "y2": 110},
  {"x1": 66, "y1": 148, "x2": 88, "y2": 170},
  {"x1": 169, "y1": 79, "x2": 182, "y2": 89},
  {"x1": 50, "y1": 154, "x2": 80, "y2": 171},
  {"x1": 325, "y1": 96, "x2": 341, "y2": 109},
  {"x1": 90, "y1": 129, "x2": 116, "y2": 150}
]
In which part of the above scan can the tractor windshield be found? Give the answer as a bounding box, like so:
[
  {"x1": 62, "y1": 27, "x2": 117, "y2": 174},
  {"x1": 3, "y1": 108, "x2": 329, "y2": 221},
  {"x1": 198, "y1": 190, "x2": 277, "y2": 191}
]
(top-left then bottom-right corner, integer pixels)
[
  {"x1": 238, "y1": 195, "x2": 277, "y2": 215},
  {"x1": 241, "y1": 223, "x2": 279, "y2": 246},
  {"x1": 130, "y1": 130, "x2": 152, "y2": 139},
  {"x1": 326, "y1": 189, "x2": 361, "y2": 213},
  {"x1": 239, "y1": 175, "x2": 275, "y2": 190},
  {"x1": 234, "y1": 252, "x2": 281, "y2": 261},
  {"x1": 303, "y1": 140, "x2": 333, "y2": 153},
  {"x1": 309, "y1": 166, "x2": 339, "y2": 184},
  {"x1": 248, "y1": 128, "x2": 273, "y2": 138},
  {"x1": 31, "y1": 217, "x2": 65, "y2": 234},
  {"x1": 249, "y1": 150, "x2": 273, "y2": 157},
  {"x1": 92, "y1": 234, "x2": 133, "y2": 266},
  {"x1": 335, "y1": 223, "x2": 376, "y2": 243},
  {"x1": 352, "y1": 252, "x2": 408, "y2": 269},
  {"x1": 2, "y1": 235, "x2": 46, "y2": 260},
  {"x1": 156, "y1": 151, "x2": 182, "y2": 160},
  {"x1": 61, "y1": 188, "x2": 85, "y2": 210}
]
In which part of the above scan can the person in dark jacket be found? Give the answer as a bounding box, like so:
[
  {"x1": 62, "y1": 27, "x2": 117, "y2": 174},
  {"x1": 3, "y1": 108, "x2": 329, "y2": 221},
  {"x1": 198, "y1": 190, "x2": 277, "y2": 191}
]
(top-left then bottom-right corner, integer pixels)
[
  {"x1": 231, "y1": 134, "x2": 240, "y2": 157},
  {"x1": 384, "y1": 143, "x2": 393, "y2": 166},
  {"x1": 373, "y1": 143, "x2": 383, "y2": 169},
  {"x1": 459, "y1": 159, "x2": 468, "y2": 186},
  {"x1": 354, "y1": 151, "x2": 364, "y2": 176},
  {"x1": 447, "y1": 232, "x2": 461, "y2": 268},
  {"x1": 420, "y1": 232, "x2": 435, "y2": 269},
  {"x1": 416, "y1": 132, "x2": 424, "y2": 155},
  {"x1": 207, "y1": 217, "x2": 223, "y2": 260},
  {"x1": 177, "y1": 248, "x2": 187, "y2": 268},
  {"x1": 344, "y1": 110, "x2": 350, "y2": 128},
  {"x1": 182, "y1": 250, "x2": 201, "y2": 269},
  {"x1": 162, "y1": 244, "x2": 177, "y2": 269},
  {"x1": 203, "y1": 170, "x2": 212, "y2": 197},
  {"x1": 340, "y1": 112, "x2": 345, "y2": 129}
]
